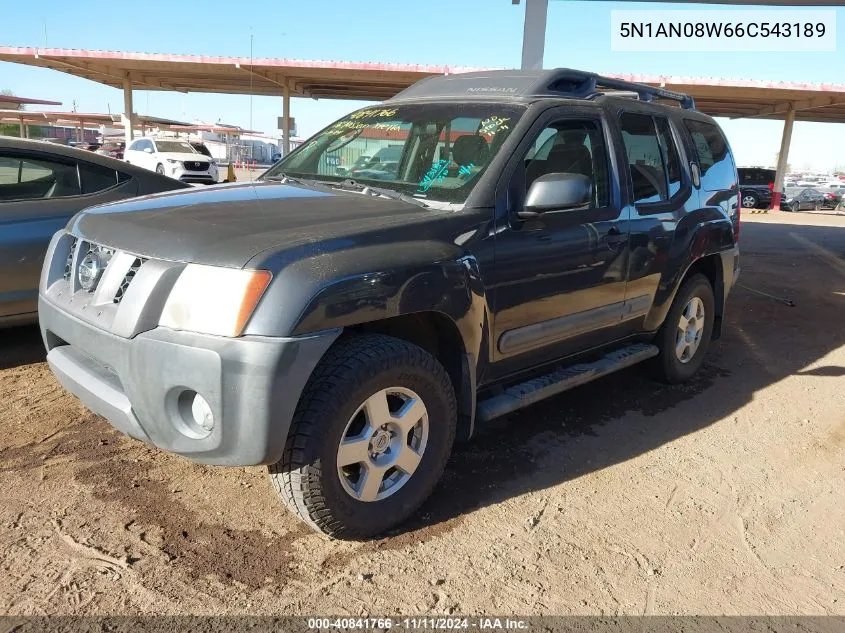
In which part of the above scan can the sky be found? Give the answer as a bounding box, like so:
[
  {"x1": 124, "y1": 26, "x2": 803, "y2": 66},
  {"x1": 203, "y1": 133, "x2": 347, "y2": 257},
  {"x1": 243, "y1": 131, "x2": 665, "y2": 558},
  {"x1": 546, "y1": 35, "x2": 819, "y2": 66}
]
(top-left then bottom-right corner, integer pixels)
[{"x1": 1, "y1": 0, "x2": 844, "y2": 171}]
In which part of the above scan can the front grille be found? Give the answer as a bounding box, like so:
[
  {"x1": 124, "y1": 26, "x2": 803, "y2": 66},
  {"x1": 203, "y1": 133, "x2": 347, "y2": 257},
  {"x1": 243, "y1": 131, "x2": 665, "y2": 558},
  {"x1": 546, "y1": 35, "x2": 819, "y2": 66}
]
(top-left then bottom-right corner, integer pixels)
[
  {"x1": 113, "y1": 257, "x2": 147, "y2": 304},
  {"x1": 79, "y1": 244, "x2": 115, "y2": 294},
  {"x1": 61, "y1": 237, "x2": 146, "y2": 304},
  {"x1": 182, "y1": 160, "x2": 209, "y2": 172},
  {"x1": 180, "y1": 176, "x2": 215, "y2": 184},
  {"x1": 63, "y1": 237, "x2": 78, "y2": 281}
]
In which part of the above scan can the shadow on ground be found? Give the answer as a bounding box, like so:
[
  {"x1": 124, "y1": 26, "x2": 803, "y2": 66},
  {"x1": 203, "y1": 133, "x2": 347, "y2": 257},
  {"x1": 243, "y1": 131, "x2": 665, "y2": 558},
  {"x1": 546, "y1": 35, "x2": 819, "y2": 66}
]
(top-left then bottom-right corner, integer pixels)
[
  {"x1": 390, "y1": 219, "x2": 845, "y2": 537},
  {"x1": 2, "y1": 219, "x2": 844, "y2": 547},
  {"x1": 0, "y1": 324, "x2": 44, "y2": 370}
]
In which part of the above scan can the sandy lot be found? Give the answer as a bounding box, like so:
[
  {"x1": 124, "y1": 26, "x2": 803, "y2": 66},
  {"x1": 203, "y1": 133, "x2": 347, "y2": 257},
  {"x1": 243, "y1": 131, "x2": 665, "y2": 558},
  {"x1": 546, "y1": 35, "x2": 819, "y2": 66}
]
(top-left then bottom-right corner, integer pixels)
[{"x1": 1, "y1": 212, "x2": 844, "y2": 616}]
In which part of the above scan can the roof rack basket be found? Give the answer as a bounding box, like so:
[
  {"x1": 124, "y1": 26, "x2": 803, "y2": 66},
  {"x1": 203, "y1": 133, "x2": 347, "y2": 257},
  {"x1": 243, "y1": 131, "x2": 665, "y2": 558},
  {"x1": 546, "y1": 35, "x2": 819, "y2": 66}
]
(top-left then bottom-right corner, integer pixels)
[{"x1": 538, "y1": 68, "x2": 696, "y2": 110}]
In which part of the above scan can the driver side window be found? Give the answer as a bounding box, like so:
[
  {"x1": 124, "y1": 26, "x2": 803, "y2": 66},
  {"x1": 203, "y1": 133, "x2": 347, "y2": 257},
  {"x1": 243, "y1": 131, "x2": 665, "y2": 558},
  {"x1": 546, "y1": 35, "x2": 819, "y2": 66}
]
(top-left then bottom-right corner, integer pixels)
[{"x1": 523, "y1": 119, "x2": 610, "y2": 209}]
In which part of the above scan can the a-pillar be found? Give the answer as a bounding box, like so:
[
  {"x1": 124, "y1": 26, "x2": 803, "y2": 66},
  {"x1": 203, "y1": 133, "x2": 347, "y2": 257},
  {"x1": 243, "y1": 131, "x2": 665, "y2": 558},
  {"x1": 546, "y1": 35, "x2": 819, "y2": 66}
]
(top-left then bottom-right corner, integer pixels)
[
  {"x1": 123, "y1": 74, "x2": 135, "y2": 147},
  {"x1": 771, "y1": 106, "x2": 796, "y2": 210},
  {"x1": 282, "y1": 84, "x2": 291, "y2": 157}
]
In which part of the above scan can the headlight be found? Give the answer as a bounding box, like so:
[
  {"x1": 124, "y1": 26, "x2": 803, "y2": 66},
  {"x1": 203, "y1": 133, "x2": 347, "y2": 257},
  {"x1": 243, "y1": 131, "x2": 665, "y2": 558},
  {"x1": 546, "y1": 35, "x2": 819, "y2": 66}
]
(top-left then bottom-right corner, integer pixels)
[
  {"x1": 159, "y1": 265, "x2": 272, "y2": 337},
  {"x1": 166, "y1": 158, "x2": 179, "y2": 164}
]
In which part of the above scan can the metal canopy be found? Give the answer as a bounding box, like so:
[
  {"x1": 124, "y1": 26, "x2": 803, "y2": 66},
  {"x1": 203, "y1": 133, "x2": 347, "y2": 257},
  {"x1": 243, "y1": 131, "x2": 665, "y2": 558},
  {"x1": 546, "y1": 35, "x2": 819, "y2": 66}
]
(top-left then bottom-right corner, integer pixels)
[
  {"x1": 0, "y1": 95, "x2": 61, "y2": 108},
  {"x1": 0, "y1": 110, "x2": 191, "y2": 127},
  {"x1": 0, "y1": 47, "x2": 481, "y2": 101},
  {"x1": 2, "y1": 47, "x2": 845, "y2": 123},
  {"x1": 609, "y1": 74, "x2": 845, "y2": 123}
]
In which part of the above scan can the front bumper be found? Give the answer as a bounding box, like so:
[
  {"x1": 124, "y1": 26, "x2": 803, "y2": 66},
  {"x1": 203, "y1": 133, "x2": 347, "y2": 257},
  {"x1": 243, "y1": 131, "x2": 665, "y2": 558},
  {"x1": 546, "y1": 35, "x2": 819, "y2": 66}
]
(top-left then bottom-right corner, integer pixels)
[
  {"x1": 40, "y1": 298, "x2": 339, "y2": 465},
  {"x1": 38, "y1": 230, "x2": 340, "y2": 466},
  {"x1": 169, "y1": 164, "x2": 216, "y2": 184}
]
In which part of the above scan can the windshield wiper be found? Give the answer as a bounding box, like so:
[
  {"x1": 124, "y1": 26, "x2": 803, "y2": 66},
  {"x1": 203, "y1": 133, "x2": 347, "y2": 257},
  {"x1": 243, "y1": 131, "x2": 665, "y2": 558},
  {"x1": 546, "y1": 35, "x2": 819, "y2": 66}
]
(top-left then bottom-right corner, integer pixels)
[
  {"x1": 263, "y1": 172, "x2": 321, "y2": 187},
  {"x1": 331, "y1": 180, "x2": 428, "y2": 208}
]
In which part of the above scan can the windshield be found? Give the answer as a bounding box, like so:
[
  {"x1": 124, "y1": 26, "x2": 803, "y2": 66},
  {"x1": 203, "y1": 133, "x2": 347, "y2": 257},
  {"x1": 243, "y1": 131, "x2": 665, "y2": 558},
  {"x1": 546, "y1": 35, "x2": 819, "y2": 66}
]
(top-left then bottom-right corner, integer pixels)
[
  {"x1": 155, "y1": 140, "x2": 197, "y2": 154},
  {"x1": 263, "y1": 103, "x2": 525, "y2": 204}
]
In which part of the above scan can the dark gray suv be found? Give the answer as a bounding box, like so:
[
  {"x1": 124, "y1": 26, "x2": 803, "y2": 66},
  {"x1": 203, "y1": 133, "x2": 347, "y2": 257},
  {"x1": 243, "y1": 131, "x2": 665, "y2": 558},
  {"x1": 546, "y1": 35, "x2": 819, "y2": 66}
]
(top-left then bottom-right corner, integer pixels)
[{"x1": 39, "y1": 69, "x2": 740, "y2": 538}]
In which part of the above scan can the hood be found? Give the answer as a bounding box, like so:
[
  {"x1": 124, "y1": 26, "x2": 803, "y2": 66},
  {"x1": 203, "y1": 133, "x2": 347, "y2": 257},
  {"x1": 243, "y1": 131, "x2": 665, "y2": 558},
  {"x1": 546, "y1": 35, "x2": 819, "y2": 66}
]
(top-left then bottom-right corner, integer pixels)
[
  {"x1": 69, "y1": 181, "x2": 443, "y2": 269},
  {"x1": 162, "y1": 152, "x2": 210, "y2": 163}
]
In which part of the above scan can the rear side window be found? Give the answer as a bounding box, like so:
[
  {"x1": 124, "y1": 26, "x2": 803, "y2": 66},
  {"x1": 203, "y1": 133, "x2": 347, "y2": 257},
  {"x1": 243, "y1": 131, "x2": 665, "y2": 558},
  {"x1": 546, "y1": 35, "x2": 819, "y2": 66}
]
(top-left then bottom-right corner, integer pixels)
[
  {"x1": 684, "y1": 119, "x2": 736, "y2": 191},
  {"x1": 620, "y1": 112, "x2": 683, "y2": 205},
  {"x1": 738, "y1": 168, "x2": 776, "y2": 187},
  {"x1": 79, "y1": 162, "x2": 119, "y2": 194},
  {"x1": 0, "y1": 154, "x2": 80, "y2": 200},
  {"x1": 655, "y1": 118, "x2": 682, "y2": 198}
]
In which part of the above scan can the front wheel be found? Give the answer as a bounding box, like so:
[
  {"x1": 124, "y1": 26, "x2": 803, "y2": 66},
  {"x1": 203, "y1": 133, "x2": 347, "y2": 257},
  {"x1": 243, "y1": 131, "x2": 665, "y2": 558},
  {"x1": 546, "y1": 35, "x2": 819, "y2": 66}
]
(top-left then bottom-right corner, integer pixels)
[
  {"x1": 654, "y1": 274, "x2": 715, "y2": 384},
  {"x1": 155, "y1": 163, "x2": 165, "y2": 175},
  {"x1": 269, "y1": 334, "x2": 457, "y2": 539}
]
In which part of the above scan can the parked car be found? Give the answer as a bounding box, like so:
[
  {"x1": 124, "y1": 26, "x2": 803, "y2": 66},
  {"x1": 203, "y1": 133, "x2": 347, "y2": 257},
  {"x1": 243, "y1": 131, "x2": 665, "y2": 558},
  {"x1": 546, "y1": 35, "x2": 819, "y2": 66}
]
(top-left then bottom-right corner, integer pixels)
[
  {"x1": 95, "y1": 143, "x2": 124, "y2": 160},
  {"x1": 0, "y1": 137, "x2": 189, "y2": 327},
  {"x1": 780, "y1": 187, "x2": 827, "y2": 211},
  {"x1": 188, "y1": 141, "x2": 220, "y2": 182},
  {"x1": 39, "y1": 68, "x2": 740, "y2": 538},
  {"x1": 67, "y1": 140, "x2": 101, "y2": 152},
  {"x1": 189, "y1": 141, "x2": 212, "y2": 158},
  {"x1": 822, "y1": 189, "x2": 843, "y2": 209},
  {"x1": 737, "y1": 167, "x2": 774, "y2": 209},
  {"x1": 336, "y1": 154, "x2": 371, "y2": 177},
  {"x1": 348, "y1": 145, "x2": 403, "y2": 179},
  {"x1": 124, "y1": 137, "x2": 217, "y2": 184}
]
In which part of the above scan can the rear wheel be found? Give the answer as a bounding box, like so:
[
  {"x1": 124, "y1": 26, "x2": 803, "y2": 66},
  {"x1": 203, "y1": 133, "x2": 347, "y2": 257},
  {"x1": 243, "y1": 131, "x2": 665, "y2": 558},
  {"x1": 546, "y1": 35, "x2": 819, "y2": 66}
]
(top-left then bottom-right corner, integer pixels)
[
  {"x1": 269, "y1": 334, "x2": 457, "y2": 539},
  {"x1": 155, "y1": 163, "x2": 165, "y2": 175},
  {"x1": 654, "y1": 274, "x2": 715, "y2": 384},
  {"x1": 741, "y1": 193, "x2": 759, "y2": 209}
]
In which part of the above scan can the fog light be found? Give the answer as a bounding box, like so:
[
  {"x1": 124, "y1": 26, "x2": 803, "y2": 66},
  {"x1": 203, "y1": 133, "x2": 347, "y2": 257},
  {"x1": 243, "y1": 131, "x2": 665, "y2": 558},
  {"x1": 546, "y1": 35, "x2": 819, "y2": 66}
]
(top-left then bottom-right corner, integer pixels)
[
  {"x1": 191, "y1": 393, "x2": 214, "y2": 432},
  {"x1": 173, "y1": 389, "x2": 214, "y2": 438}
]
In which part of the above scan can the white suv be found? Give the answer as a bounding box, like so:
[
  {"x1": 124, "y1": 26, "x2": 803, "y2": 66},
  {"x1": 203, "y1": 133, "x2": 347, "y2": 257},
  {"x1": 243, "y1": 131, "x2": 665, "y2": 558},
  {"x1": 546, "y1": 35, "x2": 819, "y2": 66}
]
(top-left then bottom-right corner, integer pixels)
[{"x1": 124, "y1": 138, "x2": 218, "y2": 184}]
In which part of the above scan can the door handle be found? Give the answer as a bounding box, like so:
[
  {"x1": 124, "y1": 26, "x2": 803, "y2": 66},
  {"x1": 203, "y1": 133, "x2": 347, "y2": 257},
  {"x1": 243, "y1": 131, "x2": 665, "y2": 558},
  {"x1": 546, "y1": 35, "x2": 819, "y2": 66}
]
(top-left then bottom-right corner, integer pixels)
[{"x1": 690, "y1": 162, "x2": 701, "y2": 188}]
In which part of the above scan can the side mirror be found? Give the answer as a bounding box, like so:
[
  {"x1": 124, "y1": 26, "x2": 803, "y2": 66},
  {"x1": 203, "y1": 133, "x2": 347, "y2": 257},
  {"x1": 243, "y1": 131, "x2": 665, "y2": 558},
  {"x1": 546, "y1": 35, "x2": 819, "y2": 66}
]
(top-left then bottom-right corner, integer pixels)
[
  {"x1": 520, "y1": 173, "x2": 592, "y2": 218},
  {"x1": 143, "y1": 147, "x2": 153, "y2": 154}
]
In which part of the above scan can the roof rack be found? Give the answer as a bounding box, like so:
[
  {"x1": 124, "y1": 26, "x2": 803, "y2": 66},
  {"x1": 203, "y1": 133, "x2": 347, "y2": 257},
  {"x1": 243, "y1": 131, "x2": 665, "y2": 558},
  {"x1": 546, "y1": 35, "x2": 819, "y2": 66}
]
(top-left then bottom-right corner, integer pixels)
[
  {"x1": 388, "y1": 68, "x2": 696, "y2": 109},
  {"x1": 537, "y1": 68, "x2": 696, "y2": 110}
]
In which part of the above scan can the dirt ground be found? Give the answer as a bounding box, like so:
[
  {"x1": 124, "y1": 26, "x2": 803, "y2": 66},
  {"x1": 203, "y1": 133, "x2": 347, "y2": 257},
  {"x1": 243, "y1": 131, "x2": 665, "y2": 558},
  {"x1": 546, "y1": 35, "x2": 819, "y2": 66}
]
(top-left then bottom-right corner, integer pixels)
[{"x1": 1, "y1": 211, "x2": 844, "y2": 617}]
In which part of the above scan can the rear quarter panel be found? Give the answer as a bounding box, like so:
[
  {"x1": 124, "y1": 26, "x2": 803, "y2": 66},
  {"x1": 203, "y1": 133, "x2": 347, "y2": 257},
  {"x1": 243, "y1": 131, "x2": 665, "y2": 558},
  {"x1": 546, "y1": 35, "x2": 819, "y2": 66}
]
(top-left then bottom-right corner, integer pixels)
[{"x1": 640, "y1": 112, "x2": 739, "y2": 331}]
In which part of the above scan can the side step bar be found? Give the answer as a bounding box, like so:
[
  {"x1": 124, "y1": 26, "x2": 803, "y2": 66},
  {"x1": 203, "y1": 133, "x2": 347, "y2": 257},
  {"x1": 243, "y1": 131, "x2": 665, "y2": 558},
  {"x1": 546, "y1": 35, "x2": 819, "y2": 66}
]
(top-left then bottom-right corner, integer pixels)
[{"x1": 476, "y1": 343, "x2": 659, "y2": 422}]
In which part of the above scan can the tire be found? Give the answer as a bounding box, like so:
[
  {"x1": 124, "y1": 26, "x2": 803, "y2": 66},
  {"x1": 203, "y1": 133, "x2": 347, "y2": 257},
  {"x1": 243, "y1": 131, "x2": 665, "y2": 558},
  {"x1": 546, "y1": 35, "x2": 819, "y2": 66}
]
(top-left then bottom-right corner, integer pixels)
[
  {"x1": 654, "y1": 274, "x2": 715, "y2": 384},
  {"x1": 155, "y1": 164, "x2": 165, "y2": 175},
  {"x1": 268, "y1": 334, "x2": 457, "y2": 539},
  {"x1": 741, "y1": 193, "x2": 759, "y2": 209},
  {"x1": 814, "y1": 201, "x2": 821, "y2": 211}
]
